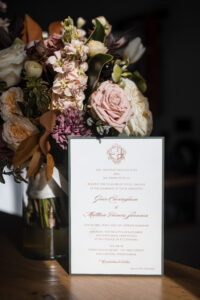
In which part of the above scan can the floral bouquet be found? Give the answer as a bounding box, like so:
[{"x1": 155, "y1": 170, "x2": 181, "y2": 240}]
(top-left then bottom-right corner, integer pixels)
[{"x1": 0, "y1": 1, "x2": 152, "y2": 258}]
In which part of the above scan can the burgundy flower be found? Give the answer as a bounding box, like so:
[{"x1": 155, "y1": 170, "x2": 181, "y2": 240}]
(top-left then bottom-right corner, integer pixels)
[
  {"x1": 52, "y1": 109, "x2": 92, "y2": 150},
  {"x1": 44, "y1": 33, "x2": 64, "y2": 56},
  {"x1": 26, "y1": 40, "x2": 46, "y2": 60}
]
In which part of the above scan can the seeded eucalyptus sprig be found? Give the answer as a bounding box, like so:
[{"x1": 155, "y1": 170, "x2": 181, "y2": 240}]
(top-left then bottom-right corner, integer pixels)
[
  {"x1": 87, "y1": 117, "x2": 118, "y2": 137},
  {"x1": 19, "y1": 76, "x2": 51, "y2": 118}
]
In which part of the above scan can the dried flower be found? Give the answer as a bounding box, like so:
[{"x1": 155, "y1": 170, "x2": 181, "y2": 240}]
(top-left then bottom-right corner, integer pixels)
[
  {"x1": 44, "y1": 33, "x2": 63, "y2": 56},
  {"x1": 26, "y1": 40, "x2": 46, "y2": 60},
  {"x1": 52, "y1": 108, "x2": 92, "y2": 150}
]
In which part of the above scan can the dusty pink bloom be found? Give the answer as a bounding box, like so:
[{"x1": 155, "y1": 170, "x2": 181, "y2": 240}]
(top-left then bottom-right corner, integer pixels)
[
  {"x1": 44, "y1": 33, "x2": 63, "y2": 55},
  {"x1": 90, "y1": 81, "x2": 133, "y2": 133},
  {"x1": 48, "y1": 50, "x2": 66, "y2": 73},
  {"x1": 64, "y1": 39, "x2": 88, "y2": 61},
  {"x1": 48, "y1": 51, "x2": 78, "y2": 74},
  {"x1": 52, "y1": 109, "x2": 92, "y2": 150},
  {"x1": 52, "y1": 70, "x2": 87, "y2": 110}
]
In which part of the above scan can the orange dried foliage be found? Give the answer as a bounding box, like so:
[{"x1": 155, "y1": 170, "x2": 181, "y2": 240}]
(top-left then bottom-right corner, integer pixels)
[
  {"x1": 13, "y1": 133, "x2": 40, "y2": 170},
  {"x1": 22, "y1": 14, "x2": 43, "y2": 44},
  {"x1": 26, "y1": 150, "x2": 43, "y2": 179},
  {"x1": 49, "y1": 21, "x2": 63, "y2": 35},
  {"x1": 46, "y1": 153, "x2": 55, "y2": 181}
]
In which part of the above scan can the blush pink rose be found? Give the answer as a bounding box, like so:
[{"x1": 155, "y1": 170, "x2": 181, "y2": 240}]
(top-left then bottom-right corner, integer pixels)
[{"x1": 90, "y1": 81, "x2": 133, "y2": 133}]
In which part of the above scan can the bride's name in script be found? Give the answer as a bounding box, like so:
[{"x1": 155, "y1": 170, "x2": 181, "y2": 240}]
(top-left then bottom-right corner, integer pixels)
[{"x1": 93, "y1": 194, "x2": 138, "y2": 204}]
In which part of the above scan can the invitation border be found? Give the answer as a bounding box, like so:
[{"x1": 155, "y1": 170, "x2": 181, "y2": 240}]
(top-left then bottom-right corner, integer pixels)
[{"x1": 68, "y1": 136, "x2": 165, "y2": 276}]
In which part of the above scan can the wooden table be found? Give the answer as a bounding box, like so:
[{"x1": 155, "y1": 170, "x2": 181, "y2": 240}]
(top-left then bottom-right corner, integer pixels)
[{"x1": 0, "y1": 213, "x2": 200, "y2": 300}]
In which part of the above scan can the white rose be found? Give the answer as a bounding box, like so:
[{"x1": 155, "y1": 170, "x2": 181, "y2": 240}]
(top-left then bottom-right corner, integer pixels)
[
  {"x1": 0, "y1": 87, "x2": 24, "y2": 121},
  {"x1": 0, "y1": 43, "x2": 26, "y2": 87},
  {"x1": 87, "y1": 40, "x2": 108, "y2": 57},
  {"x1": 2, "y1": 116, "x2": 39, "y2": 151},
  {"x1": 121, "y1": 78, "x2": 153, "y2": 136},
  {"x1": 123, "y1": 37, "x2": 145, "y2": 64},
  {"x1": 24, "y1": 60, "x2": 43, "y2": 78}
]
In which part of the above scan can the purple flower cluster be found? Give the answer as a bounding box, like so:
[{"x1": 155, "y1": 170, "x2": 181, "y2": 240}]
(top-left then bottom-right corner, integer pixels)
[{"x1": 52, "y1": 109, "x2": 92, "y2": 150}]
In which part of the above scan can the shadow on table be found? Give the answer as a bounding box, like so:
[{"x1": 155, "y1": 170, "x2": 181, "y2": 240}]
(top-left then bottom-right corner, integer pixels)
[
  {"x1": 0, "y1": 212, "x2": 23, "y2": 252},
  {"x1": 165, "y1": 260, "x2": 200, "y2": 298}
]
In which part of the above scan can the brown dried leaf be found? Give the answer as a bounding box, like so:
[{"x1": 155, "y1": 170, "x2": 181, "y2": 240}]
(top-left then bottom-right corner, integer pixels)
[
  {"x1": 13, "y1": 134, "x2": 40, "y2": 170},
  {"x1": 40, "y1": 110, "x2": 59, "y2": 133},
  {"x1": 22, "y1": 14, "x2": 43, "y2": 44},
  {"x1": 26, "y1": 150, "x2": 43, "y2": 179},
  {"x1": 49, "y1": 21, "x2": 63, "y2": 35},
  {"x1": 39, "y1": 131, "x2": 51, "y2": 156},
  {"x1": 46, "y1": 153, "x2": 54, "y2": 181}
]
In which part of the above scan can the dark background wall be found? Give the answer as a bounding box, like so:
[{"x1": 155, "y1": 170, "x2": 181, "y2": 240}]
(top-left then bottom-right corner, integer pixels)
[{"x1": 3, "y1": 0, "x2": 200, "y2": 268}]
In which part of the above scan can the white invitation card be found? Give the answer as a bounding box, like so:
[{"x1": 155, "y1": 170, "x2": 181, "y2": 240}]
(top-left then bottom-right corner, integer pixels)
[{"x1": 68, "y1": 137, "x2": 164, "y2": 275}]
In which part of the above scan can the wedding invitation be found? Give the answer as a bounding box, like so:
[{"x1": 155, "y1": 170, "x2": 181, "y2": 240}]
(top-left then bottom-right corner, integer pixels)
[{"x1": 68, "y1": 137, "x2": 164, "y2": 275}]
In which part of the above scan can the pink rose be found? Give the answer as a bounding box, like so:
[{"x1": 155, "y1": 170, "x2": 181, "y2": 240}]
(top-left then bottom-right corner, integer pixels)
[{"x1": 90, "y1": 81, "x2": 133, "y2": 133}]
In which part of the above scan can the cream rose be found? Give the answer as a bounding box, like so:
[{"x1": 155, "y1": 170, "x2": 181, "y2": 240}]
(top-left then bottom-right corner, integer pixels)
[
  {"x1": 2, "y1": 116, "x2": 39, "y2": 151},
  {"x1": 24, "y1": 60, "x2": 43, "y2": 78},
  {"x1": 90, "y1": 81, "x2": 133, "y2": 133},
  {"x1": 0, "y1": 87, "x2": 24, "y2": 121},
  {"x1": 0, "y1": 43, "x2": 26, "y2": 87},
  {"x1": 87, "y1": 40, "x2": 108, "y2": 57},
  {"x1": 121, "y1": 78, "x2": 153, "y2": 136}
]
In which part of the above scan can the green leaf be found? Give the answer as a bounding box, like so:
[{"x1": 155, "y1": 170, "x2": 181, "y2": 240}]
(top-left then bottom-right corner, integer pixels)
[
  {"x1": 87, "y1": 53, "x2": 113, "y2": 91},
  {"x1": 96, "y1": 125, "x2": 104, "y2": 136},
  {"x1": 87, "y1": 19, "x2": 105, "y2": 43},
  {"x1": 112, "y1": 64, "x2": 122, "y2": 83},
  {"x1": 87, "y1": 117, "x2": 94, "y2": 127},
  {"x1": 132, "y1": 71, "x2": 147, "y2": 93}
]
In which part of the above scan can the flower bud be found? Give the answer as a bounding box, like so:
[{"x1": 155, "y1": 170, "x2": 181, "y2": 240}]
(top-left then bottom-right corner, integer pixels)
[
  {"x1": 24, "y1": 60, "x2": 43, "y2": 78},
  {"x1": 77, "y1": 17, "x2": 86, "y2": 28}
]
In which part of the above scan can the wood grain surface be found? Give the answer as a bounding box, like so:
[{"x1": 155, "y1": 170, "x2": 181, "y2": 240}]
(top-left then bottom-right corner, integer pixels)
[{"x1": 0, "y1": 213, "x2": 199, "y2": 300}]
